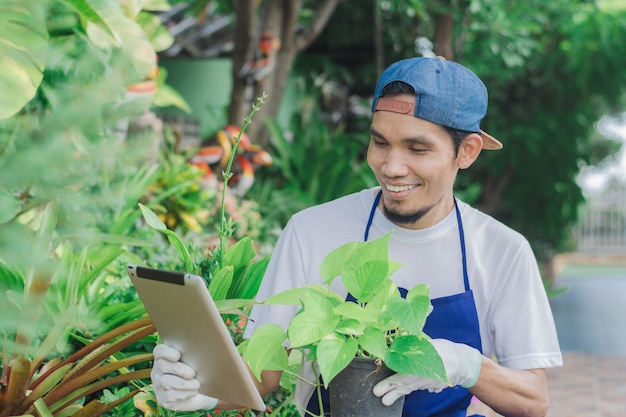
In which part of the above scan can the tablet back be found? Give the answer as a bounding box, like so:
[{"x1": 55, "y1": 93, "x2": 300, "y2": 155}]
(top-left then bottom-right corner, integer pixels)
[{"x1": 127, "y1": 264, "x2": 266, "y2": 411}]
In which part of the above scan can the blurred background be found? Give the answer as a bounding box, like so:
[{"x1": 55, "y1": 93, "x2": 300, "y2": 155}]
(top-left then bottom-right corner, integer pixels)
[{"x1": 1, "y1": 0, "x2": 625, "y2": 416}]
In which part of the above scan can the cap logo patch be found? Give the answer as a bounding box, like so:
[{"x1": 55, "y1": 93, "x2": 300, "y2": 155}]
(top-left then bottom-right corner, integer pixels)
[{"x1": 375, "y1": 98, "x2": 414, "y2": 115}]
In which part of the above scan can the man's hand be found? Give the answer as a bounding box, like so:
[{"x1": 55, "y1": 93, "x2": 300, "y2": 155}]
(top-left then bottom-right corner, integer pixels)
[
  {"x1": 151, "y1": 344, "x2": 219, "y2": 411},
  {"x1": 373, "y1": 339, "x2": 482, "y2": 405}
]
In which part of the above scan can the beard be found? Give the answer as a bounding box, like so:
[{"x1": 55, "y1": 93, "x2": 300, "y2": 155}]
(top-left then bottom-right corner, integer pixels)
[{"x1": 382, "y1": 201, "x2": 436, "y2": 225}]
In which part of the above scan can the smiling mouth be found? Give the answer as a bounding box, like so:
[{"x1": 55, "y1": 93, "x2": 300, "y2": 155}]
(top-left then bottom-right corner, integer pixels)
[{"x1": 385, "y1": 184, "x2": 417, "y2": 192}]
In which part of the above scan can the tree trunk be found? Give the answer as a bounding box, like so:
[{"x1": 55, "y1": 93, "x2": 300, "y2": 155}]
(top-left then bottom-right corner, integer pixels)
[
  {"x1": 229, "y1": 0, "x2": 258, "y2": 128},
  {"x1": 434, "y1": 13, "x2": 454, "y2": 59},
  {"x1": 227, "y1": 0, "x2": 341, "y2": 147},
  {"x1": 478, "y1": 165, "x2": 515, "y2": 215}
]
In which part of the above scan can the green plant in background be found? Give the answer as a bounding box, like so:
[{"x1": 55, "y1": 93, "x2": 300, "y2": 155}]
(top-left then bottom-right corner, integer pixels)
[
  {"x1": 0, "y1": 0, "x2": 194, "y2": 416},
  {"x1": 248, "y1": 75, "x2": 376, "y2": 232},
  {"x1": 0, "y1": 202, "x2": 157, "y2": 417},
  {"x1": 136, "y1": 94, "x2": 293, "y2": 417},
  {"x1": 242, "y1": 233, "x2": 447, "y2": 414},
  {"x1": 138, "y1": 93, "x2": 270, "y2": 283}
]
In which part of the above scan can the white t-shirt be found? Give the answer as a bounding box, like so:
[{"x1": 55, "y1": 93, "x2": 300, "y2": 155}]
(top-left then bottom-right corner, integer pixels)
[{"x1": 244, "y1": 187, "x2": 563, "y2": 373}]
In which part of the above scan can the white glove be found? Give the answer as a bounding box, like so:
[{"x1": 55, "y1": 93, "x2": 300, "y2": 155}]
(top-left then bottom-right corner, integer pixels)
[
  {"x1": 151, "y1": 344, "x2": 219, "y2": 411},
  {"x1": 373, "y1": 339, "x2": 482, "y2": 406}
]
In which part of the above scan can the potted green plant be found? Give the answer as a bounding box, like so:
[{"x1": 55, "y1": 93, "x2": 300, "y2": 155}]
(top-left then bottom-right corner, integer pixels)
[{"x1": 241, "y1": 232, "x2": 449, "y2": 417}]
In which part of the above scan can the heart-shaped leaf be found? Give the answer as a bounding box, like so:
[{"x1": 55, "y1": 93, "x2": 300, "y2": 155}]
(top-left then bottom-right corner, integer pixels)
[
  {"x1": 385, "y1": 335, "x2": 449, "y2": 383},
  {"x1": 316, "y1": 334, "x2": 358, "y2": 386}
]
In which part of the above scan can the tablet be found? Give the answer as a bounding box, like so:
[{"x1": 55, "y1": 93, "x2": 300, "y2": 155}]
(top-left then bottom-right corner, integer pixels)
[{"x1": 127, "y1": 264, "x2": 266, "y2": 411}]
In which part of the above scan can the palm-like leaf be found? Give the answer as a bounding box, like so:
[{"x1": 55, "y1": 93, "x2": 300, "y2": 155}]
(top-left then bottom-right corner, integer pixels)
[{"x1": 0, "y1": 0, "x2": 48, "y2": 119}]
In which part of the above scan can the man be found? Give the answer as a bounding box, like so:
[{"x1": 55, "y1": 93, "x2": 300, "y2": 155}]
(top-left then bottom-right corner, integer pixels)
[{"x1": 151, "y1": 57, "x2": 563, "y2": 417}]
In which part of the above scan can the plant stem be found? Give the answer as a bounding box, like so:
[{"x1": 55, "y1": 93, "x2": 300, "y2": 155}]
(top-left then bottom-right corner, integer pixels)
[{"x1": 217, "y1": 92, "x2": 267, "y2": 267}]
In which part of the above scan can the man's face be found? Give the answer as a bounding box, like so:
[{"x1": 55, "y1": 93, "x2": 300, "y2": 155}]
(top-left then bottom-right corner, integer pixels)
[{"x1": 367, "y1": 94, "x2": 461, "y2": 229}]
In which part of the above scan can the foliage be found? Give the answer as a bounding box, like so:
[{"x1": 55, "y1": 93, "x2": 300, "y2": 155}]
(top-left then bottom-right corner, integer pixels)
[
  {"x1": 0, "y1": 0, "x2": 186, "y2": 415},
  {"x1": 247, "y1": 75, "x2": 376, "y2": 230},
  {"x1": 135, "y1": 94, "x2": 284, "y2": 417},
  {"x1": 0, "y1": 254, "x2": 155, "y2": 416},
  {"x1": 459, "y1": 0, "x2": 626, "y2": 260},
  {"x1": 300, "y1": 0, "x2": 626, "y2": 263},
  {"x1": 242, "y1": 233, "x2": 447, "y2": 406},
  {"x1": 0, "y1": 0, "x2": 48, "y2": 120}
]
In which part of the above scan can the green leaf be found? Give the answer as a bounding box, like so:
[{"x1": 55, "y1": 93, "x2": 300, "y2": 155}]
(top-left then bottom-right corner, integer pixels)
[
  {"x1": 138, "y1": 203, "x2": 193, "y2": 271},
  {"x1": 287, "y1": 299, "x2": 340, "y2": 347},
  {"x1": 237, "y1": 255, "x2": 270, "y2": 300},
  {"x1": 384, "y1": 335, "x2": 448, "y2": 383},
  {"x1": 340, "y1": 233, "x2": 404, "y2": 302},
  {"x1": 224, "y1": 237, "x2": 257, "y2": 299},
  {"x1": 214, "y1": 298, "x2": 256, "y2": 312},
  {"x1": 136, "y1": 11, "x2": 174, "y2": 52},
  {"x1": 334, "y1": 318, "x2": 364, "y2": 337},
  {"x1": 406, "y1": 283, "x2": 431, "y2": 300},
  {"x1": 151, "y1": 82, "x2": 192, "y2": 113},
  {"x1": 0, "y1": 0, "x2": 48, "y2": 120},
  {"x1": 357, "y1": 327, "x2": 388, "y2": 359},
  {"x1": 387, "y1": 294, "x2": 432, "y2": 336},
  {"x1": 75, "y1": 0, "x2": 156, "y2": 79},
  {"x1": 364, "y1": 279, "x2": 398, "y2": 319},
  {"x1": 316, "y1": 334, "x2": 358, "y2": 386},
  {"x1": 319, "y1": 241, "x2": 360, "y2": 283},
  {"x1": 333, "y1": 301, "x2": 377, "y2": 325},
  {"x1": 347, "y1": 232, "x2": 392, "y2": 269},
  {"x1": 208, "y1": 265, "x2": 233, "y2": 301},
  {"x1": 264, "y1": 285, "x2": 342, "y2": 306},
  {"x1": 138, "y1": 203, "x2": 166, "y2": 230},
  {"x1": 223, "y1": 237, "x2": 256, "y2": 269},
  {"x1": 28, "y1": 363, "x2": 73, "y2": 405},
  {"x1": 244, "y1": 324, "x2": 288, "y2": 380},
  {"x1": 263, "y1": 288, "x2": 311, "y2": 306},
  {"x1": 0, "y1": 192, "x2": 21, "y2": 223},
  {"x1": 342, "y1": 259, "x2": 390, "y2": 302},
  {"x1": 33, "y1": 398, "x2": 55, "y2": 417}
]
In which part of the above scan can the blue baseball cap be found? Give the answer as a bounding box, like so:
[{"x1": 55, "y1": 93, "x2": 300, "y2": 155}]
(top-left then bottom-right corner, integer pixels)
[{"x1": 372, "y1": 57, "x2": 502, "y2": 150}]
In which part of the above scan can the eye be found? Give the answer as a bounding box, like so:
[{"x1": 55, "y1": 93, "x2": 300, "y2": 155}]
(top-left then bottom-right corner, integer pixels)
[
  {"x1": 409, "y1": 146, "x2": 428, "y2": 154},
  {"x1": 371, "y1": 137, "x2": 388, "y2": 147}
]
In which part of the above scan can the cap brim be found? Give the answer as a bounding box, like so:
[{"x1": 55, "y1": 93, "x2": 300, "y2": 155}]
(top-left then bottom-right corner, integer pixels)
[{"x1": 481, "y1": 130, "x2": 503, "y2": 150}]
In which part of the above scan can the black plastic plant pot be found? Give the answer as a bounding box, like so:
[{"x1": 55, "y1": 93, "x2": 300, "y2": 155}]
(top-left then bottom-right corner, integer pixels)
[{"x1": 329, "y1": 357, "x2": 405, "y2": 417}]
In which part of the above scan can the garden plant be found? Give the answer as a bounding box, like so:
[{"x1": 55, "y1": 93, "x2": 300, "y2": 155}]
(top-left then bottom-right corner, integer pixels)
[{"x1": 242, "y1": 232, "x2": 448, "y2": 416}]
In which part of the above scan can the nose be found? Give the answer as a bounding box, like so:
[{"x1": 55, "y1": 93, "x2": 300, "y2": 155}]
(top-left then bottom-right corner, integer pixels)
[{"x1": 381, "y1": 148, "x2": 410, "y2": 178}]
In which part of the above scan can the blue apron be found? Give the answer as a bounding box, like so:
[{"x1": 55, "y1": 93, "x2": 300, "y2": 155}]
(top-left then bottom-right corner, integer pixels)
[{"x1": 306, "y1": 190, "x2": 484, "y2": 417}]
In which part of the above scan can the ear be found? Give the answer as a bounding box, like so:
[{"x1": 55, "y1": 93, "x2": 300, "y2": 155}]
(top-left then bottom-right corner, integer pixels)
[{"x1": 457, "y1": 133, "x2": 483, "y2": 169}]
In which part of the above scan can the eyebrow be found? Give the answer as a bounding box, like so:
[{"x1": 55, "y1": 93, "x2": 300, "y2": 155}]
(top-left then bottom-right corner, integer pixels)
[{"x1": 369, "y1": 126, "x2": 435, "y2": 146}]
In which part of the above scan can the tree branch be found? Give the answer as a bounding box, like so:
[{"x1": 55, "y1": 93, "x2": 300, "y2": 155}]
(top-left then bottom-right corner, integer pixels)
[{"x1": 294, "y1": 0, "x2": 342, "y2": 51}]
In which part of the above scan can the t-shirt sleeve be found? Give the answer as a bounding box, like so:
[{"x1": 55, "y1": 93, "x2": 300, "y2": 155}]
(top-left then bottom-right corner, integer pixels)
[{"x1": 489, "y1": 240, "x2": 563, "y2": 370}]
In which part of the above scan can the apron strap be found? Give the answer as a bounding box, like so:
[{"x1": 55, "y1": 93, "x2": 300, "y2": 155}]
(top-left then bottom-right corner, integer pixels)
[
  {"x1": 453, "y1": 198, "x2": 470, "y2": 292},
  {"x1": 364, "y1": 189, "x2": 382, "y2": 241}
]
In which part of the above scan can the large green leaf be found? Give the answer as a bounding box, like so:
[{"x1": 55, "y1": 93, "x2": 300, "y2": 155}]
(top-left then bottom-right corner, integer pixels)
[
  {"x1": 333, "y1": 301, "x2": 377, "y2": 325},
  {"x1": 384, "y1": 335, "x2": 448, "y2": 383},
  {"x1": 342, "y1": 259, "x2": 390, "y2": 302},
  {"x1": 287, "y1": 298, "x2": 339, "y2": 348},
  {"x1": 65, "y1": 0, "x2": 156, "y2": 81},
  {"x1": 237, "y1": 255, "x2": 270, "y2": 300},
  {"x1": 341, "y1": 233, "x2": 404, "y2": 302},
  {"x1": 223, "y1": 237, "x2": 256, "y2": 271},
  {"x1": 208, "y1": 265, "x2": 233, "y2": 301},
  {"x1": 0, "y1": 0, "x2": 48, "y2": 120},
  {"x1": 242, "y1": 324, "x2": 288, "y2": 380},
  {"x1": 357, "y1": 326, "x2": 388, "y2": 360},
  {"x1": 386, "y1": 293, "x2": 432, "y2": 336},
  {"x1": 319, "y1": 241, "x2": 359, "y2": 283},
  {"x1": 316, "y1": 334, "x2": 358, "y2": 386}
]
